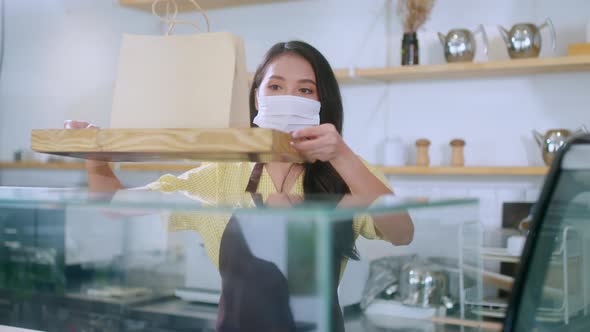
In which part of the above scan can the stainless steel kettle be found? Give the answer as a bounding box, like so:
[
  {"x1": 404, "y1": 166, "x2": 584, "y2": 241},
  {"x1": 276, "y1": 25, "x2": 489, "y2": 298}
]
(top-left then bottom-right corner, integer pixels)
[
  {"x1": 438, "y1": 24, "x2": 488, "y2": 63},
  {"x1": 532, "y1": 126, "x2": 588, "y2": 165},
  {"x1": 498, "y1": 18, "x2": 556, "y2": 59},
  {"x1": 399, "y1": 257, "x2": 454, "y2": 309}
]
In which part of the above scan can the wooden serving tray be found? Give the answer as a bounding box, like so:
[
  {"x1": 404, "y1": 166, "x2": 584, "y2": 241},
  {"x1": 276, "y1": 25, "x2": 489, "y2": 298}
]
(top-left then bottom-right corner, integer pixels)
[{"x1": 31, "y1": 128, "x2": 302, "y2": 162}]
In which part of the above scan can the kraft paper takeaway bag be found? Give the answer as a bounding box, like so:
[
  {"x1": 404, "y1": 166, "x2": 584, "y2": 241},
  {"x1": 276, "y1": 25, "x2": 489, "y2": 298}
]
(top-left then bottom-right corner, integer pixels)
[{"x1": 110, "y1": 0, "x2": 250, "y2": 129}]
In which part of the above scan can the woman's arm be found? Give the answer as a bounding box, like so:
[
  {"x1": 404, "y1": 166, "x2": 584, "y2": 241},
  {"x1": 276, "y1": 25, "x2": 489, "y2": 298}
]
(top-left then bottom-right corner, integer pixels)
[
  {"x1": 371, "y1": 212, "x2": 414, "y2": 245},
  {"x1": 291, "y1": 124, "x2": 389, "y2": 198},
  {"x1": 64, "y1": 120, "x2": 125, "y2": 192},
  {"x1": 86, "y1": 160, "x2": 125, "y2": 192},
  {"x1": 292, "y1": 124, "x2": 414, "y2": 245},
  {"x1": 329, "y1": 146, "x2": 390, "y2": 197},
  {"x1": 330, "y1": 146, "x2": 414, "y2": 245}
]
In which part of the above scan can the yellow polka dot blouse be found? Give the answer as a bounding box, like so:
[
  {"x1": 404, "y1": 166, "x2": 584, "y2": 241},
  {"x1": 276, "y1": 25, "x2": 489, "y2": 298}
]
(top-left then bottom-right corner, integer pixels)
[{"x1": 146, "y1": 161, "x2": 390, "y2": 276}]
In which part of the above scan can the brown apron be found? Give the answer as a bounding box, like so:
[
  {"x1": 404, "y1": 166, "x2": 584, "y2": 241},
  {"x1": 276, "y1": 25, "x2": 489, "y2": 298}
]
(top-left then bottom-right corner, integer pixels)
[{"x1": 216, "y1": 163, "x2": 344, "y2": 332}]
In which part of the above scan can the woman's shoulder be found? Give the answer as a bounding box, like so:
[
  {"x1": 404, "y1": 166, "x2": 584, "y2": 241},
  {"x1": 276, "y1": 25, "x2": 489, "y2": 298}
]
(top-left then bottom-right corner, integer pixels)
[
  {"x1": 146, "y1": 162, "x2": 254, "y2": 192},
  {"x1": 180, "y1": 162, "x2": 254, "y2": 177}
]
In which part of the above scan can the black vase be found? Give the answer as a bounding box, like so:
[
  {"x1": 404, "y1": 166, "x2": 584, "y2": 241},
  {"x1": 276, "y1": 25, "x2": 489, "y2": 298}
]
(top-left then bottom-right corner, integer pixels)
[{"x1": 401, "y1": 32, "x2": 419, "y2": 66}]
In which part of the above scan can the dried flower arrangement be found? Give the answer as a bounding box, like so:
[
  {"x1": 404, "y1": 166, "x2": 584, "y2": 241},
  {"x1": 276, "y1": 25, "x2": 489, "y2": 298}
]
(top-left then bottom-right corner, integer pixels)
[
  {"x1": 397, "y1": 0, "x2": 435, "y2": 33},
  {"x1": 397, "y1": 0, "x2": 435, "y2": 65}
]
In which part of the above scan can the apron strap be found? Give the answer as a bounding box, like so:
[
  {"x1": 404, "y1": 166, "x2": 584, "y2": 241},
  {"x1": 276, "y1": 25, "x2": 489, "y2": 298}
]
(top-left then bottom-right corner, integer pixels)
[
  {"x1": 246, "y1": 163, "x2": 265, "y2": 206},
  {"x1": 246, "y1": 163, "x2": 264, "y2": 193}
]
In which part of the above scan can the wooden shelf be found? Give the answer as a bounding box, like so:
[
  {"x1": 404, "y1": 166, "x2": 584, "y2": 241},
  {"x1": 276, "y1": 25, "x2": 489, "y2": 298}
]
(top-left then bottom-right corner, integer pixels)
[
  {"x1": 375, "y1": 166, "x2": 548, "y2": 176},
  {"x1": 482, "y1": 248, "x2": 521, "y2": 263},
  {"x1": 31, "y1": 128, "x2": 301, "y2": 163},
  {"x1": 0, "y1": 162, "x2": 87, "y2": 170},
  {"x1": 1, "y1": 162, "x2": 548, "y2": 176},
  {"x1": 0, "y1": 162, "x2": 198, "y2": 172},
  {"x1": 119, "y1": 0, "x2": 291, "y2": 11},
  {"x1": 333, "y1": 56, "x2": 590, "y2": 83},
  {"x1": 249, "y1": 56, "x2": 590, "y2": 84},
  {"x1": 333, "y1": 68, "x2": 356, "y2": 84},
  {"x1": 482, "y1": 254, "x2": 520, "y2": 264},
  {"x1": 126, "y1": 49, "x2": 588, "y2": 86}
]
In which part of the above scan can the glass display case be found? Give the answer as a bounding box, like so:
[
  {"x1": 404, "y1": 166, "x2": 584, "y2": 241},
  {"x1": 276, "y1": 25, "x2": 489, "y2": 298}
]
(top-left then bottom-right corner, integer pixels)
[
  {"x1": 504, "y1": 134, "x2": 590, "y2": 332},
  {"x1": 0, "y1": 187, "x2": 482, "y2": 332}
]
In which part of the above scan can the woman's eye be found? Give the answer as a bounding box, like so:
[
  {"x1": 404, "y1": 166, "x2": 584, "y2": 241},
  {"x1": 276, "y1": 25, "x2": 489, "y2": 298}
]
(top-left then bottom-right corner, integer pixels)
[
  {"x1": 300, "y1": 88, "x2": 313, "y2": 94},
  {"x1": 269, "y1": 84, "x2": 281, "y2": 91}
]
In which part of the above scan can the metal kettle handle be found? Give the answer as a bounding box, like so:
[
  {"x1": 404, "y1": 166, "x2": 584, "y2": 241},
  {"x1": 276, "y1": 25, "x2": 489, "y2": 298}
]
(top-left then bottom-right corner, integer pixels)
[
  {"x1": 539, "y1": 17, "x2": 557, "y2": 53},
  {"x1": 473, "y1": 24, "x2": 489, "y2": 56}
]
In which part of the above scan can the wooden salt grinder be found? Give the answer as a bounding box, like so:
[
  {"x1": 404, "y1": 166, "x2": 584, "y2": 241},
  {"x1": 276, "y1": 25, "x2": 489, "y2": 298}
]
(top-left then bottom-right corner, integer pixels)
[
  {"x1": 415, "y1": 138, "x2": 431, "y2": 166},
  {"x1": 450, "y1": 139, "x2": 466, "y2": 167}
]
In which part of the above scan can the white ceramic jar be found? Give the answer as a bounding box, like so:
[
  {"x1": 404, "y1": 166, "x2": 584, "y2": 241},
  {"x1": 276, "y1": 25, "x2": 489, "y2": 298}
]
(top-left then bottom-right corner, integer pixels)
[{"x1": 383, "y1": 136, "x2": 407, "y2": 166}]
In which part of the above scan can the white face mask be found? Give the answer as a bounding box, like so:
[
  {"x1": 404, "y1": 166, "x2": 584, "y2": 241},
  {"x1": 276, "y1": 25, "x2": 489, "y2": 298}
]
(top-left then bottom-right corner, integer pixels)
[{"x1": 253, "y1": 95, "x2": 321, "y2": 133}]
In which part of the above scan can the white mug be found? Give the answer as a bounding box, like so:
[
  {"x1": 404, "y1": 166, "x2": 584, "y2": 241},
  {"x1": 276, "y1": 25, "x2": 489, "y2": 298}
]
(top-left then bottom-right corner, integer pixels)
[
  {"x1": 21, "y1": 150, "x2": 36, "y2": 162},
  {"x1": 383, "y1": 137, "x2": 407, "y2": 166}
]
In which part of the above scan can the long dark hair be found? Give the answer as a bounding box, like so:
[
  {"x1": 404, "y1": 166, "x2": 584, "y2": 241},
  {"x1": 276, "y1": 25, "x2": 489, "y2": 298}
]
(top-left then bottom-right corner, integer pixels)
[{"x1": 249, "y1": 41, "x2": 359, "y2": 262}]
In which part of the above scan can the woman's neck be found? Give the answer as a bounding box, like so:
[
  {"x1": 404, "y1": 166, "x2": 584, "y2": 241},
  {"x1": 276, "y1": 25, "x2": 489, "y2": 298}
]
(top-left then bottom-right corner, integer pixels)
[
  {"x1": 265, "y1": 162, "x2": 302, "y2": 193},
  {"x1": 265, "y1": 162, "x2": 293, "y2": 172}
]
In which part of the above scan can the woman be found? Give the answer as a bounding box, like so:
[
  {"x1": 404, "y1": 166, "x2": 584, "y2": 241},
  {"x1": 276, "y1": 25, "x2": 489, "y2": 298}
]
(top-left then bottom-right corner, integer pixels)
[{"x1": 65, "y1": 41, "x2": 413, "y2": 331}]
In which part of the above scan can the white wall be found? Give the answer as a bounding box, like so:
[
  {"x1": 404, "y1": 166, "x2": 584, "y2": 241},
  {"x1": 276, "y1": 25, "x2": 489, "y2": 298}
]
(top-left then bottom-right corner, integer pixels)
[
  {"x1": 1, "y1": 0, "x2": 589, "y2": 229},
  {"x1": 177, "y1": 0, "x2": 590, "y2": 167},
  {"x1": 1, "y1": 0, "x2": 589, "y2": 163}
]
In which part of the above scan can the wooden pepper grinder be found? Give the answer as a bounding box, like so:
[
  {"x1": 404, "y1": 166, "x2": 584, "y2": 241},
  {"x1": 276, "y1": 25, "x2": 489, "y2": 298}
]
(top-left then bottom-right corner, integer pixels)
[
  {"x1": 450, "y1": 139, "x2": 466, "y2": 167},
  {"x1": 415, "y1": 138, "x2": 431, "y2": 166}
]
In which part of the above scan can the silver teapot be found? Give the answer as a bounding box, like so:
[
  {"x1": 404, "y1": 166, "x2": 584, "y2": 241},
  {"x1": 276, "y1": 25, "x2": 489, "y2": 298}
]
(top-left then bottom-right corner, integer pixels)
[
  {"x1": 399, "y1": 257, "x2": 454, "y2": 309},
  {"x1": 498, "y1": 18, "x2": 556, "y2": 59},
  {"x1": 532, "y1": 125, "x2": 588, "y2": 165},
  {"x1": 438, "y1": 25, "x2": 488, "y2": 63}
]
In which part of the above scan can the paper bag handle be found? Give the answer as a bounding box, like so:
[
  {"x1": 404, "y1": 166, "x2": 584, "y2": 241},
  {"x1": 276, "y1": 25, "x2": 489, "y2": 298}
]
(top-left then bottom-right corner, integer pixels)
[{"x1": 152, "y1": 0, "x2": 211, "y2": 35}]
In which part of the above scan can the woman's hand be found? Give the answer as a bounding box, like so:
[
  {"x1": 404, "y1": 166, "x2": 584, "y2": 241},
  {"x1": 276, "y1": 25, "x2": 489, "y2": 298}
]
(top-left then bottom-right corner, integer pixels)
[
  {"x1": 64, "y1": 120, "x2": 98, "y2": 129},
  {"x1": 63, "y1": 120, "x2": 113, "y2": 173},
  {"x1": 291, "y1": 124, "x2": 353, "y2": 163}
]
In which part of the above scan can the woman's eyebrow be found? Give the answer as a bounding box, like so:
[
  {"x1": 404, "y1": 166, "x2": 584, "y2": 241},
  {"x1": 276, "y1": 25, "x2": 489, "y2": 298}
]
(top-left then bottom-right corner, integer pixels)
[
  {"x1": 297, "y1": 79, "x2": 317, "y2": 85},
  {"x1": 268, "y1": 75, "x2": 286, "y2": 81},
  {"x1": 268, "y1": 75, "x2": 316, "y2": 85}
]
